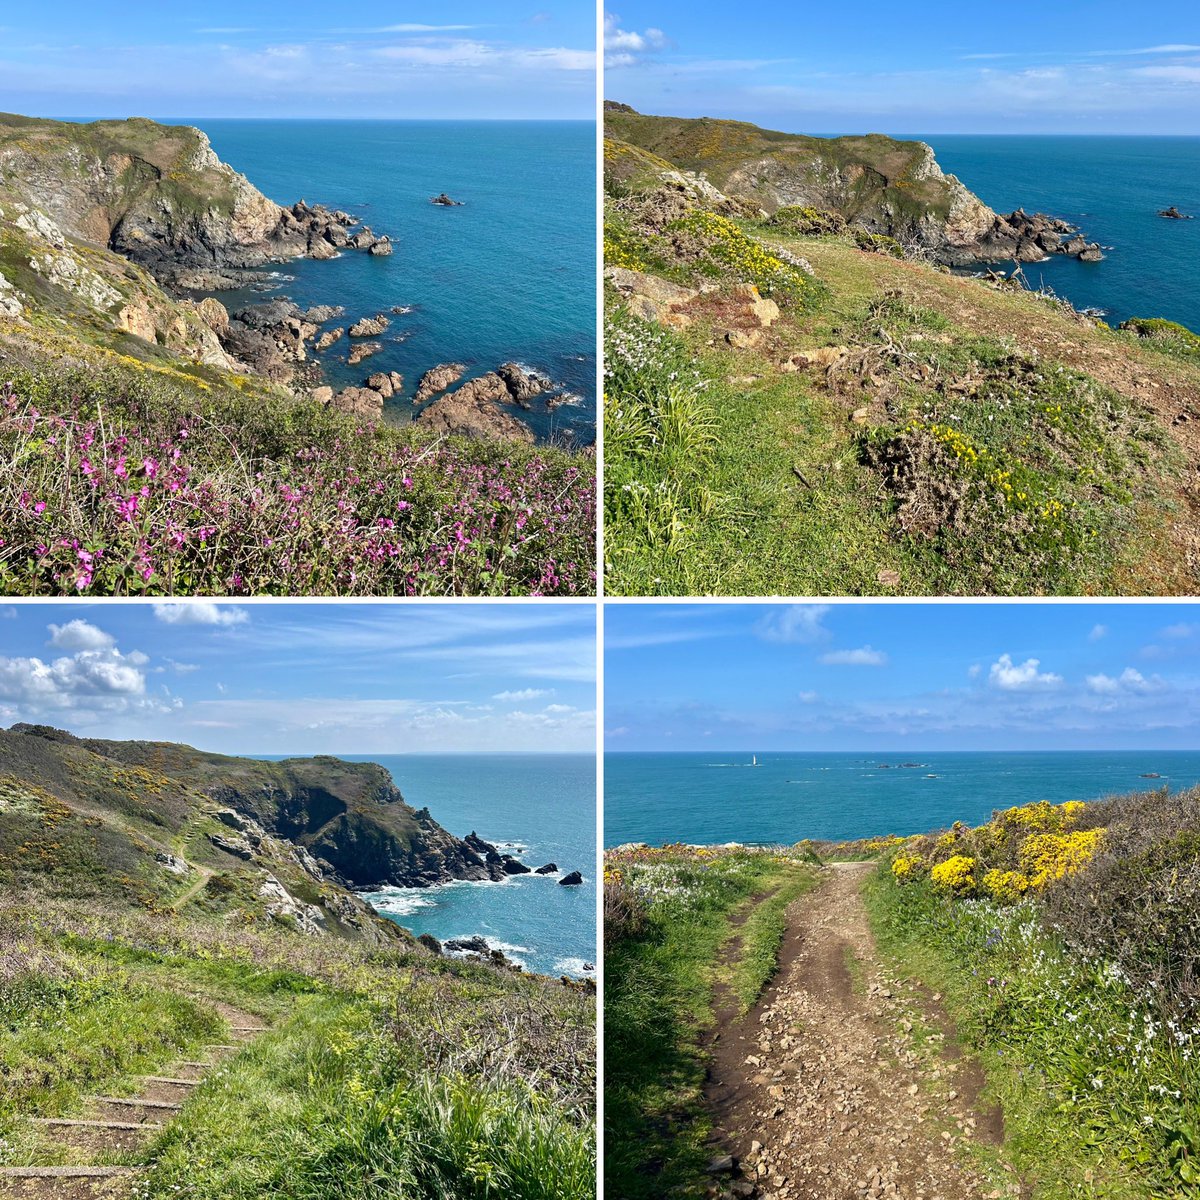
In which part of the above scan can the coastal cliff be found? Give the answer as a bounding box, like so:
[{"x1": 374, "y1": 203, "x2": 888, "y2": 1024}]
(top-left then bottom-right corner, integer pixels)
[
  {"x1": 604, "y1": 104, "x2": 1104, "y2": 265},
  {"x1": 0, "y1": 724, "x2": 513, "y2": 937}
]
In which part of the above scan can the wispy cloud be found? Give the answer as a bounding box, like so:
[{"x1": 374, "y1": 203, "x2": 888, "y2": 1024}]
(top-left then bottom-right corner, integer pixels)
[{"x1": 819, "y1": 645, "x2": 888, "y2": 667}]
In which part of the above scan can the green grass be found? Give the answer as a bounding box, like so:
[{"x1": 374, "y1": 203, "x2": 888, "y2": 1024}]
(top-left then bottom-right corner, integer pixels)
[
  {"x1": 604, "y1": 227, "x2": 1188, "y2": 596},
  {"x1": 0, "y1": 901, "x2": 595, "y2": 1199},
  {"x1": 731, "y1": 871, "x2": 818, "y2": 1012},
  {"x1": 603, "y1": 846, "x2": 818, "y2": 1199},
  {"x1": 863, "y1": 865, "x2": 1200, "y2": 1198}
]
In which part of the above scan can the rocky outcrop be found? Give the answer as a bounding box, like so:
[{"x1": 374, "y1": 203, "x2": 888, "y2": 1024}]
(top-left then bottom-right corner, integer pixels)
[
  {"x1": 368, "y1": 236, "x2": 393, "y2": 256},
  {"x1": 535, "y1": 862, "x2": 559, "y2": 875},
  {"x1": 414, "y1": 374, "x2": 537, "y2": 444},
  {"x1": 348, "y1": 341, "x2": 383, "y2": 366},
  {"x1": 431, "y1": 193, "x2": 464, "y2": 206},
  {"x1": 1159, "y1": 206, "x2": 1193, "y2": 220},
  {"x1": 349, "y1": 314, "x2": 390, "y2": 337},
  {"x1": 414, "y1": 362, "x2": 466, "y2": 404},
  {"x1": 558, "y1": 871, "x2": 584, "y2": 886},
  {"x1": 498, "y1": 362, "x2": 553, "y2": 407},
  {"x1": 970, "y1": 209, "x2": 1105, "y2": 265},
  {"x1": 315, "y1": 327, "x2": 344, "y2": 351}
]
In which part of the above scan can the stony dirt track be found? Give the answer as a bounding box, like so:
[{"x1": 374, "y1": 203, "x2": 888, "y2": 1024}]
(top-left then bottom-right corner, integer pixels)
[{"x1": 702, "y1": 863, "x2": 1021, "y2": 1200}]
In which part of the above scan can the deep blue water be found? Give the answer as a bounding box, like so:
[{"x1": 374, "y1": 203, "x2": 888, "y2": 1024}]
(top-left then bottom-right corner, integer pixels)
[
  {"x1": 184, "y1": 120, "x2": 596, "y2": 443},
  {"x1": 914, "y1": 135, "x2": 1200, "y2": 332},
  {"x1": 316, "y1": 754, "x2": 597, "y2": 978},
  {"x1": 604, "y1": 751, "x2": 1200, "y2": 847}
]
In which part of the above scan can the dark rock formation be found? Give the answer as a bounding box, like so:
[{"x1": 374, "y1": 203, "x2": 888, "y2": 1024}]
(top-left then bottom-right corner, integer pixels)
[
  {"x1": 535, "y1": 862, "x2": 559, "y2": 875},
  {"x1": 498, "y1": 361, "x2": 553, "y2": 407},
  {"x1": 414, "y1": 376, "x2": 537, "y2": 444},
  {"x1": 501, "y1": 857, "x2": 532, "y2": 875},
  {"x1": 431, "y1": 193, "x2": 464, "y2": 206},
  {"x1": 558, "y1": 871, "x2": 584, "y2": 886},
  {"x1": 1159, "y1": 206, "x2": 1193, "y2": 219}
]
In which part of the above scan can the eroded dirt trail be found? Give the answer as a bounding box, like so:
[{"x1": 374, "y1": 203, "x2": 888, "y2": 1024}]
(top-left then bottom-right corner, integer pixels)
[{"x1": 704, "y1": 863, "x2": 1014, "y2": 1200}]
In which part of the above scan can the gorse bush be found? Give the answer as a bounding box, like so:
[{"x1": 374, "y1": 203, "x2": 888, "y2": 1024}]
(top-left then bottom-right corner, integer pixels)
[{"x1": 0, "y1": 361, "x2": 595, "y2": 596}]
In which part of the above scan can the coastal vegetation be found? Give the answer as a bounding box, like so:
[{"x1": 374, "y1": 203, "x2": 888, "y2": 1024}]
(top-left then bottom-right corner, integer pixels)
[
  {"x1": 603, "y1": 788, "x2": 1200, "y2": 1198},
  {"x1": 0, "y1": 725, "x2": 596, "y2": 1198},
  {"x1": 0, "y1": 113, "x2": 595, "y2": 596},
  {"x1": 603, "y1": 105, "x2": 1200, "y2": 597}
]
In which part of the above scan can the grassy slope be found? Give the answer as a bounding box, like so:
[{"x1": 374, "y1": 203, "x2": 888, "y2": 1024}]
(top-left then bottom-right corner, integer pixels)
[
  {"x1": 604, "y1": 848, "x2": 818, "y2": 1199},
  {"x1": 0, "y1": 908, "x2": 595, "y2": 1198},
  {"x1": 605, "y1": 227, "x2": 1200, "y2": 596}
]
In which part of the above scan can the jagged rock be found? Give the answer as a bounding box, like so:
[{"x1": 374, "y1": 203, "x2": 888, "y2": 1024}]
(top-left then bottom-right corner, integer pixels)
[
  {"x1": 331, "y1": 386, "x2": 384, "y2": 420},
  {"x1": 731, "y1": 282, "x2": 780, "y2": 327},
  {"x1": 790, "y1": 345, "x2": 848, "y2": 370},
  {"x1": 498, "y1": 361, "x2": 553, "y2": 404},
  {"x1": 304, "y1": 305, "x2": 344, "y2": 322},
  {"x1": 348, "y1": 341, "x2": 383, "y2": 366},
  {"x1": 501, "y1": 857, "x2": 532, "y2": 875},
  {"x1": 308, "y1": 238, "x2": 337, "y2": 260},
  {"x1": 213, "y1": 807, "x2": 247, "y2": 831},
  {"x1": 1079, "y1": 244, "x2": 1105, "y2": 263},
  {"x1": 535, "y1": 862, "x2": 558, "y2": 874},
  {"x1": 558, "y1": 870, "x2": 584, "y2": 886},
  {"x1": 209, "y1": 832, "x2": 253, "y2": 861},
  {"x1": 315, "y1": 327, "x2": 344, "y2": 351},
  {"x1": 445, "y1": 935, "x2": 491, "y2": 955},
  {"x1": 0, "y1": 270, "x2": 23, "y2": 318},
  {"x1": 431, "y1": 193, "x2": 464, "y2": 206},
  {"x1": 155, "y1": 852, "x2": 189, "y2": 876},
  {"x1": 1159, "y1": 206, "x2": 1193, "y2": 219},
  {"x1": 417, "y1": 933, "x2": 443, "y2": 954},
  {"x1": 348, "y1": 228, "x2": 376, "y2": 250},
  {"x1": 414, "y1": 362, "x2": 466, "y2": 403},
  {"x1": 368, "y1": 236, "x2": 393, "y2": 256},
  {"x1": 367, "y1": 372, "x2": 395, "y2": 398},
  {"x1": 194, "y1": 297, "x2": 230, "y2": 333},
  {"x1": 349, "y1": 314, "x2": 390, "y2": 337},
  {"x1": 259, "y1": 874, "x2": 326, "y2": 934},
  {"x1": 415, "y1": 381, "x2": 536, "y2": 443}
]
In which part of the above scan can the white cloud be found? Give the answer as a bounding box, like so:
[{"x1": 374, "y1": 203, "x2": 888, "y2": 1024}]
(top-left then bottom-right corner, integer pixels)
[
  {"x1": 820, "y1": 646, "x2": 888, "y2": 667},
  {"x1": 1163, "y1": 623, "x2": 1199, "y2": 639},
  {"x1": 153, "y1": 603, "x2": 248, "y2": 627},
  {"x1": 1136, "y1": 65, "x2": 1200, "y2": 84},
  {"x1": 493, "y1": 687, "x2": 552, "y2": 702},
  {"x1": 604, "y1": 12, "x2": 668, "y2": 67},
  {"x1": 988, "y1": 653, "x2": 1062, "y2": 691},
  {"x1": 797, "y1": 691, "x2": 818, "y2": 703},
  {"x1": 48, "y1": 619, "x2": 115, "y2": 652},
  {"x1": 0, "y1": 607, "x2": 16, "y2": 619},
  {"x1": 755, "y1": 605, "x2": 831, "y2": 644},
  {"x1": 967, "y1": 663, "x2": 982, "y2": 678},
  {"x1": 1089, "y1": 624, "x2": 1108, "y2": 642},
  {"x1": 544, "y1": 703, "x2": 574, "y2": 714},
  {"x1": 378, "y1": 24, "x2": 479, "y2": 33},
  {"x1": 1086, "y1": 667, "x2": 1160, "y2": 695}
]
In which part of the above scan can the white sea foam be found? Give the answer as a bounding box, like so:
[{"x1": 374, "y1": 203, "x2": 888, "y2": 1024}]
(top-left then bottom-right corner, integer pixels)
[
  {"x1": 366, "y1": 888, "x2": 437, "y2": 917},
  {"x1": 554, "y1": 956, "x2": 596, "y2": 978}
]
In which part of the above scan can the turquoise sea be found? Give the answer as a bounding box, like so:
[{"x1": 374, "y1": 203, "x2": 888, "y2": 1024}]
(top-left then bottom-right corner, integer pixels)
[
  {"x1": 915, "y1": 135, "x2": 1200, "y2": 332},
  {"x1": 604, "y1": 751, "x2": 1200, "y2": 847},
  {"x1": 186, "y1": 120, "x2": 596, "y2": 443},
  {"x1": 331, "y1": 754, "x2": 597, "y2": 978}
]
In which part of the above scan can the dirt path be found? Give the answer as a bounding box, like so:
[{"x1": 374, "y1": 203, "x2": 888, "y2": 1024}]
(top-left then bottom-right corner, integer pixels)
[
  {"x1": 0, "y1": 1002, "x2": 270, "y2": 1199},
  {"x1": 703, "y1": 863, "x2": 1015, "y2": 1200}
]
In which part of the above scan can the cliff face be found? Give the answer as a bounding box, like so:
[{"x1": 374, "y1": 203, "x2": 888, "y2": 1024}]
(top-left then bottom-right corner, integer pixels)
[
  {"x1": 0, "y1": 726, "x2": 508, "y2": 938},
  {"x1": 605, "y1": 107, "x2": 1088, "y2": 266}
]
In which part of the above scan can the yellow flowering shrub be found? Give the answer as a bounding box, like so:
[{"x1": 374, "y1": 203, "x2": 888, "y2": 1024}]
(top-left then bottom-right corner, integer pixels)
[
  {"x1": 981, "y1": 868, "x2": 1031, "y2": 904},
  {"x1": 1019, "y1": 830, "x2": 1105, "y2": 888},
  {"x1": 891, "y1": 853, "x2": 925, "y2": 883},
  {"x1": 672, "y1": 210, "x2": 810, "y2": 304},
  {"x1": 930, "y1": 855, "x2": 976, "y2": 897}
]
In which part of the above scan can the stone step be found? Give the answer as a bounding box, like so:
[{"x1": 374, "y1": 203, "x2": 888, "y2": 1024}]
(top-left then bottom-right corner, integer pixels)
[
  {"x1": 29, "y1": 1118, "x2": 163, "y2": 1131},
  {"x1": 0, "y1": 1166, "x2": 135, "y2": 1178},
  {"x1": 138, "y1": 1077, "x2": 198, "y2": 1087},
  {"x1": 90, "y1": 1097, "x2": 180, "y2": 1124},
  {"x1": 26, "y1": 1115, "x2": 162, "y2": 1154}
]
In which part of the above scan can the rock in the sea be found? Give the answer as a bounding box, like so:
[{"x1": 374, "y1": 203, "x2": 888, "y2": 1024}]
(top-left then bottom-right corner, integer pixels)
[
  {"x1": 349, "y1": 314, "x2": 391, "y2": 337},
  {"x1": 431, "y1": 193, "x2": 464, "y2": 206},
  {"x1": 330, "y1": 386, "x2": 384, "y2": 420},
  {"x1": 368, "y1": 236, "x2": 393, "y2": 256},
  {"x1": 501, "y1": 857, "x2": 532, "y2": 875},
  {"x1": 558, "y1": 870, "x2": 584, "y2": 886},
  {"x1": 366, "y1": 371, "x2": 396, "y2": 398},
  {"x1": 1079, "y1": 244, "x2": 1105, "y2": 263},
  {"x1": 414, "y1": 361, "x2": 466, "y2": 403},
  {"x1": 305, "y1": 305, "x2": 345, "y2": 323},
  {"x1": 315, "y1": 327, "x2": 344, "y2": 351},
  {"x1": 414, "y1": 381, "x2": 536, "y2": 443},
  {"x1": 1159, "y1": 206, "x2": 1193, "y2": 219},
  {"x1": 445, "y1": 935, "x2": 491, "y2": 955},
  {"x1": 348, "y1": 341, "x2": 383, "y2": 366},
  {"x1": 348, "y1": 228, "x2": 376, "y2": 250},
  {"x1": 308, "y1": 238, "x2": 338, "y2": 260},
  {"x1": 534, "y1": 862, "x2": 558, "y2": 875},
  {"x1": 498, "y1": 361, "x2": 553, "y2": 405}
]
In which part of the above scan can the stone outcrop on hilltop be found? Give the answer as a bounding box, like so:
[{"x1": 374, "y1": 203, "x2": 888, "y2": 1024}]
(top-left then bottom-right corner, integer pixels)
[{"x1": 604, "y1": 106, "x2": 1106, "y2": 266}]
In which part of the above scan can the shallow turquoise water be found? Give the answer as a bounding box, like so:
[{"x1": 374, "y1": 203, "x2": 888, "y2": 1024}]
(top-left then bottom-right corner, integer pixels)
[
  {"x1": 331, "y1": 753, "x2": 597, "y2": 978},
  {"x1": 914, "y1": 135, "x2": 1200, "y2": 331},
  {"x1": 187, "y1": 119, "x2": 596, "y2": 443},
  {"x1": 605, "y1": 751, "x2": 1200, "y2": 847}
]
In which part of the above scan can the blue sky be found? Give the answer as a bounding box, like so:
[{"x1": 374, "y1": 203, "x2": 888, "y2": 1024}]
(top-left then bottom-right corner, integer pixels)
[
  {"x1": 605, "y1": 3, "x2": 1200, "y2": 133},
  {"x1": 0, "y1": 3, "x2": 595, "y2": 119},
  {"x1": 0, "y1": 603, "x2": 596, "y2": 754},
  {"x1": 605, "y1": 603, "x2": 1200, "y2": 751}
]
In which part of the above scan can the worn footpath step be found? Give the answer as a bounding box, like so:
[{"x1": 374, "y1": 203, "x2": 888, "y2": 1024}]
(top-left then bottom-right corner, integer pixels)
[
  {"x1": 88, "y1": 1098, "x2": 180, "y2": 1126},
  {"x1": 26, "y1": 1117, "x2": 161, "y2": 1156}
]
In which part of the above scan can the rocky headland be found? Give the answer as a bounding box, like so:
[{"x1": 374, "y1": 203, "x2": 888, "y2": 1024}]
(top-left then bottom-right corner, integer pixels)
[
  {"x1": 604, "y1": 104, "x2": 1107, "y2": 267},
  {"x1": 0, "y1": 112, "x2": 568, "y2": 445}
]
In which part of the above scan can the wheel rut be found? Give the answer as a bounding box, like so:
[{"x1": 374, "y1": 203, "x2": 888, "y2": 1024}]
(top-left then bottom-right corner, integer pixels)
[{"x1": 702, "y1": 862, "x2": 1015, "y2": 1200}]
